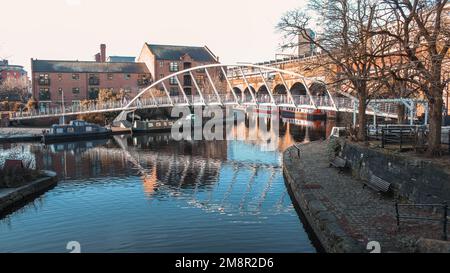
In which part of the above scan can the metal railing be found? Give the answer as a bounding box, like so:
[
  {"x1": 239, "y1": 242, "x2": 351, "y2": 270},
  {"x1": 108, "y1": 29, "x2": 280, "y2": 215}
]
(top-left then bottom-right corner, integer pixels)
[
  {"x1": 9, "y1": 93, "x2": 401, "y2": 121},
  {"x1": 367, "y1": 125, "x2": 427, "y2": 151},
  {"x1": 395, "y1": 202, "x2": 448, "y2": 241}
]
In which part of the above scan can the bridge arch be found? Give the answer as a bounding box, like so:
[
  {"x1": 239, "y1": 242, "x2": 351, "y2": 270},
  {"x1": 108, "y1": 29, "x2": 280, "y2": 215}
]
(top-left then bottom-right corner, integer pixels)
[
  {"x1": 257, "y1": 85, "x2": 270, "y2": 96},
  {"x1": 309, "y1": 82, "x2": 327, "y2": 97},
  {"x1": 233, "y1": 87, "x2": 242, "y2": 96},
  {"x1": 243, "y1": 86, "x2": 256, "y2": 101},
  {"x1": 290, "y1": 82, "x2": 307, "y2": 96},
  {"x1": 273, "y1": 84, "x2": 287, "y2": 95}
]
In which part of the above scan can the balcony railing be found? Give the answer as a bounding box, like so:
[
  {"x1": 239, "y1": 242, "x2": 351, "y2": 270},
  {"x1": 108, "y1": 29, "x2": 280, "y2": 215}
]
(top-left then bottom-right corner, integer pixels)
[{"x1": 38, "y1": 79, "x2": 50, "y2": 85}]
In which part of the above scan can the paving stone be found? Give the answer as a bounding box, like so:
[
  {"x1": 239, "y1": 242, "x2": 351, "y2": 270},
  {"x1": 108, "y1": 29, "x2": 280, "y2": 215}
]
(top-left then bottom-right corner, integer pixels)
[{"x1": 283, "y1": 140, "x2": 446, "y2": 253}]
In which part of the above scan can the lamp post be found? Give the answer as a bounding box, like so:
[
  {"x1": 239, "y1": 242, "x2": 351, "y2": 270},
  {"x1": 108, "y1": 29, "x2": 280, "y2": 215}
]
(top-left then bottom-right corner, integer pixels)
[{"x1": 61, "y1": 89, "x2": 65, "y2": 124}]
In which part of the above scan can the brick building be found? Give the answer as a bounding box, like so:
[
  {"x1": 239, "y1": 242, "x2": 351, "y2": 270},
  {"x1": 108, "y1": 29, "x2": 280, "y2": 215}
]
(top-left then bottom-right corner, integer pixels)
[
  {"x1": 137, "y1": 43, "x2": 220, "y2": 96},
  {"x1": 31, "y1": 45, "x2": 151, "y2": 111},
  {"x1": 0, "y1": 60, "x2": 28, "y2": 101},
  {"x1": 0, "y1": 60, "x2": 27, "y2": 82}
]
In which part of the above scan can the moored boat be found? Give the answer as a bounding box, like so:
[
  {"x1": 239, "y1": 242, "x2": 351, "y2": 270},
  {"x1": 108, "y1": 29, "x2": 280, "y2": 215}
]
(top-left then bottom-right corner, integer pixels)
[
  {"x1": 42, "y1": 120, "x2": 112, "y2": 144},
  {"x1": 280, "y1": 107, "x2": 327, "y2": 121},
  {"x1": 132, "y1": 120, "x2": 174, "y2": 133}
]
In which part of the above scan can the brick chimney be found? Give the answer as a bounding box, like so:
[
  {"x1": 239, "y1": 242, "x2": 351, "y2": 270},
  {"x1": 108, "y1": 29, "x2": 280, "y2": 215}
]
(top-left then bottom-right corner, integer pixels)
[{"x1": 100, "y1": 44, "x2": 106, "y2": 62}]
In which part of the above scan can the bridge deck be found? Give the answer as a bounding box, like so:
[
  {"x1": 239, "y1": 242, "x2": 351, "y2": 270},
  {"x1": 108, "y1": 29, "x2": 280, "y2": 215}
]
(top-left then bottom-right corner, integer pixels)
[{"x1": 10, "y1": 95, "x2": 399, "y2": 121}]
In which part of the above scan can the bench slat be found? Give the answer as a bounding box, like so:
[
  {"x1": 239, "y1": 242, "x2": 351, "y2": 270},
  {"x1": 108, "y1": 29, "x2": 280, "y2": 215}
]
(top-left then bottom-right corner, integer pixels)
[
  {"x1": 366, "y1": 173, "x2": 391, "y2": 192},
  {"x1": 330, "y1": 156, "x2": 347, "y2": 169}
]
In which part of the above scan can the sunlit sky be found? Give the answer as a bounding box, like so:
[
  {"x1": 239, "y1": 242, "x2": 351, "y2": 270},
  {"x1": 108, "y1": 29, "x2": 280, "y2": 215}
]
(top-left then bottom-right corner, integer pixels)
[{"x1": 0, "y1": 0, "x2": 307, "y2": 73}]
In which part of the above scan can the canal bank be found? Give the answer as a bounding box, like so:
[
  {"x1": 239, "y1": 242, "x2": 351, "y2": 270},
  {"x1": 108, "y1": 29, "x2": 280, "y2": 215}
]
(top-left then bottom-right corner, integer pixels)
[
  {"x1": 0, "y1": 127, "x2": 44, "y2": 143},
  {"x1": 283, "y1": 140, "x2": 450, "y2": 253},
  {"x1": 0, "y1": 170, "x2": 58, "y2": 215}
]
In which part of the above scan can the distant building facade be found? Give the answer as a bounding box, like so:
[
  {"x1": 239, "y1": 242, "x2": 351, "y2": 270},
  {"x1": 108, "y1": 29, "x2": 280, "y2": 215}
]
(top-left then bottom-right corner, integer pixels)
[
  {"x1": 0, "y1": 60, "x2": 29, "y2": 101},
  {"x1": 298, "y1": 29, "x2": 316, "y2": 57},
  {"x1": 0, "y1": 60, "x2": 27, "y2": 82},
  {"x1": 137, "y1": 43, "x2": 220, "y2": 96},
  {"x1": 31, "y1": 44, "x2": 151, "y2": 110}
]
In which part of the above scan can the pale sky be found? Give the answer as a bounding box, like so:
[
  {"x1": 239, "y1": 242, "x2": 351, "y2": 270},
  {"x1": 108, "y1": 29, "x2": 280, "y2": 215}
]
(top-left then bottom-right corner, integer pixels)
[{"x1": 0, "y1": 0, "x2": 307, "y2": 73}]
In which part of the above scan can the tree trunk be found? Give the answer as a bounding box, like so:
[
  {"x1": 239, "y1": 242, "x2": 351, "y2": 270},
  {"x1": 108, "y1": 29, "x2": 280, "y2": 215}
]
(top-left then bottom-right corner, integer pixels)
[
  {"x1": 357, "y1": 94, "x2": 367, "y2": 141},
  {"x1": 397, "y1": 103, "x2": 406, "y2": 124},
  {"x1": 427, "y1": 96, "x2": 443, "y2": 156}
]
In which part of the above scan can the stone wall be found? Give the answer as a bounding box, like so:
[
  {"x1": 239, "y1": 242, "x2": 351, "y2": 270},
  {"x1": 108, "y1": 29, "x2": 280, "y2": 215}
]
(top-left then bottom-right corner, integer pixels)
[
  {"x1": 0, "y1": 171, "x2": 57, "y2": 215},
  {"x1": 338, "y1": 140, "x2": 450, "y2": 204}
]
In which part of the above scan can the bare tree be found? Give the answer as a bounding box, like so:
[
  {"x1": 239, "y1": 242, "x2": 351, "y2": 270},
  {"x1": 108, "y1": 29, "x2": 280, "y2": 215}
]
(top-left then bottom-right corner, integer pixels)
[
  {"x1": 374, "y1": 0, "x2": 449, "y2": 155},
  {"x1": 0, "y1": 76, "x2": 28, "y2": 100},
  {"x1": 277, "y1": 0, "x2": 392, "y2": 141}
]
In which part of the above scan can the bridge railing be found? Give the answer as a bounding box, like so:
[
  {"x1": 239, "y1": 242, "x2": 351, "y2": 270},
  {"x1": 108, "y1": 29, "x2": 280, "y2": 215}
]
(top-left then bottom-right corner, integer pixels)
[
  {"x1": 335, "y1": 97, "x2": 355, "y2": 110},
  {"x1": 313, "y1": 96, "x2": 334, "y2": 108},
  {"x1": 292, "y1": 95, "x2": 312, "y2": 106},
  {"x1": 10, "y1": 93, "x2": 401, "y2": 120},
  {"x1": 218, "y1": 94, "x2": 237, "y2": 104}
]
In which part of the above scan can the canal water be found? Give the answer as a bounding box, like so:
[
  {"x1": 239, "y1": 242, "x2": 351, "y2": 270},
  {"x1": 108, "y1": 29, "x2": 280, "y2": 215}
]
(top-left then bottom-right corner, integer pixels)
[{"x1": 0, "y1": 117, "x2": 333, "y2": 253}]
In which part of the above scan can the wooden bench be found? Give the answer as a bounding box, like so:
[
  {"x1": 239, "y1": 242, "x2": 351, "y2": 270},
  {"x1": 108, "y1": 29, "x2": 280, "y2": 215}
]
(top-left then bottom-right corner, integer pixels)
[
  {"x1": 365, "y1": 173, "x2": 391, "y2": 193},
  {"x1": 329, "y1": 156, "x2": 348, "y2": 172}
]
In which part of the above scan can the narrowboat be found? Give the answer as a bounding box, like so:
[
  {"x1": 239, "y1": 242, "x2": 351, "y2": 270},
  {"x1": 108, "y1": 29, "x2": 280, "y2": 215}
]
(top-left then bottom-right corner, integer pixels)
[
  {"x1": 132, "y1": 120, "x2": 175, "y2": 133},
  {"x1": 280, "y1": 107, "x2": 327, "y2": 121},
  {"x1": 42, "y1": 120, "x2": 112, "y2": 144}
]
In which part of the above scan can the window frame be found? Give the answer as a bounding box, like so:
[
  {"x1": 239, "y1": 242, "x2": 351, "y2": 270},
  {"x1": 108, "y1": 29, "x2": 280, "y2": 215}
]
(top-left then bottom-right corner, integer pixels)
[
  {"x1": 169, "y1": 62, "x2": 179, "y2": 72},
  {"x1": 72, "y1": 87, "x2": 80, "y2": 94}
]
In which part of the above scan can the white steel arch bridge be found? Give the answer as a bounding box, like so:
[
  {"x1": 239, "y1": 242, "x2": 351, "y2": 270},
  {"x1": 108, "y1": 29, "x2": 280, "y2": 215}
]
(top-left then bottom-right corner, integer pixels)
[{"x1": 10, "y1": 64, "x2": 407, "y2": 122}]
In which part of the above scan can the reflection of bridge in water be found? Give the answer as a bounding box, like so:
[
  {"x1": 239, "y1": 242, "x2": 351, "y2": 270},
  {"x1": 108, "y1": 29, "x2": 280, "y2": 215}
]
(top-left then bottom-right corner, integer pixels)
[{"x1": 112, "y1": 134, "x2": 289, "y2": 215}]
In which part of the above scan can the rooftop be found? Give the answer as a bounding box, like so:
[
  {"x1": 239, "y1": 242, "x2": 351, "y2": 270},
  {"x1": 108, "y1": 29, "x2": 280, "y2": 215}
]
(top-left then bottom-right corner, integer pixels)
[
  {"x1": 31, "y1": 59, "x2": 150, "y2": 74},
  {"x1": 145, "y1": 43, "x2": 218, "y2": 63},
  {"x1": 108, "y1": 56, "x2": 136, "y2": 63}
]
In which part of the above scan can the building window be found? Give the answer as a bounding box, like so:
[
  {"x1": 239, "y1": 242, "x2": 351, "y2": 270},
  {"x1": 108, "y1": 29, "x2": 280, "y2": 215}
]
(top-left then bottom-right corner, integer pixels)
[
  {"x1": 159, "y1": 61, "x2": 164, "y2": 68},
  {"x1": 72, "y1": 73, "x2": 80, "y2": 80},
  {"x1": 169, "y1": 62, "x2": 179, "y2": 72},
  {"x1": 89, "y1": 74, "x2": 100, "y2": 85},
  {"x1": 169, "y1": 76, "x2": 178, "y2": 85},
  {"x1": 39, "y1": 88, "x2": 50, "y2": 100},
  {"x1": 196, "y1": 75, "x2": 205, "y2": 86},
  {"x1": 169, "y1": 87, "x2": 178, "y2": 96},
  {"x1": 160, "y1": 74, "x2": 164, "y2": 79},
  {"x1": 184, "y1": 62, "x2": 192, "y2": 69},
  {"x1": 124, "y1": 74, "x2": 131, "y2": 80},
  {"x1": 58, "y1": 74, "x2": 62, "y2": 81},
  {"x1": 72, "y1": 87, "x2": 80, "y2": 94},
  {"x1": 88, "y1": 87, "x2": 99, "y2": 99},
  {"x1": 107, "y1": 73, "x2": 113, "y2": 80},
  {"x1": 38, "y1": 74, "x2": 50, "y2": 85}
]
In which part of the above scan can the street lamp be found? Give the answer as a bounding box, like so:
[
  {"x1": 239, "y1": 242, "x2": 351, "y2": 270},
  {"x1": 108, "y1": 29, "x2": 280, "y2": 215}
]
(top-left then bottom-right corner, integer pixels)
[{"x1": 61, "y1": 89, "x2": 65, "y2": 124}]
